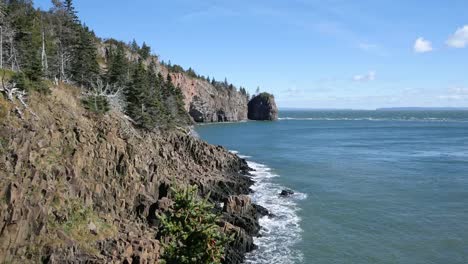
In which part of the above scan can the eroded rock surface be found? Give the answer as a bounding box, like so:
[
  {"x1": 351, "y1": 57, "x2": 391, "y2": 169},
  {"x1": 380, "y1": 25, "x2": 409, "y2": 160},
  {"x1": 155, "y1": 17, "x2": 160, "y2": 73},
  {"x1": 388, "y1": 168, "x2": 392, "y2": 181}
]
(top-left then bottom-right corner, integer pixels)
[
  {"x1": 0, "y1": 86, "x2": 258, "y2": 263},
  {"x1": 160, "y1": 69, "x2": 249, "y2": 123}
]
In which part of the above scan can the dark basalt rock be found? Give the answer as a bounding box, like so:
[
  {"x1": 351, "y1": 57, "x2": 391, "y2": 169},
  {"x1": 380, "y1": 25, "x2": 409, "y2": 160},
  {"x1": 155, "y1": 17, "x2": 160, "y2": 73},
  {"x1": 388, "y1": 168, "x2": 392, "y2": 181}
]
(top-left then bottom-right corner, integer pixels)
[
  {"x1": 248, "y1": 92, "x2": 279, "y2": 121},
  {"x1": 280, "y1": 189, "x2": 295, "y2": 197},
  {"x1": 253, "y1": 204, "x2": 272, "y2": 218},
  {"x1": 222, "y1": 195, "x2": 262, "y2": 264}
]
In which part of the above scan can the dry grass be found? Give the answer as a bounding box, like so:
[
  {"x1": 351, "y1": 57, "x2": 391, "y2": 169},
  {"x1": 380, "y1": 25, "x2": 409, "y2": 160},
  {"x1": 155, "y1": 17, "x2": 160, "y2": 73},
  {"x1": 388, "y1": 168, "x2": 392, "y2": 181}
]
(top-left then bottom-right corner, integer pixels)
[
  {"x1": 45, "y1": 199, "x2": 117, "y2": 255},
  {"x1": 0, "y1": 95, "x2": 10, "y2": 120}
]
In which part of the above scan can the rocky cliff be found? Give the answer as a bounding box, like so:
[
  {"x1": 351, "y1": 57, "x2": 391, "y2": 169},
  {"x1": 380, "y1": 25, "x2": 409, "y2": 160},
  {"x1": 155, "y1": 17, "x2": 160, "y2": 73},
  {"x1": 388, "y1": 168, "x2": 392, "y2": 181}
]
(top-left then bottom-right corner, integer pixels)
[
  {"x1": 158, "y1": 68, "x2": 249, "y2": 123},
  {"x1": 98, "y1": 42, "x2": 249, "y2": 124},
  {"x1": 248, "y1": 93, "x2": 279, "y2": 121},
  {"x1": 0, "y1": 85, "x2": 263, "y2": 263}
]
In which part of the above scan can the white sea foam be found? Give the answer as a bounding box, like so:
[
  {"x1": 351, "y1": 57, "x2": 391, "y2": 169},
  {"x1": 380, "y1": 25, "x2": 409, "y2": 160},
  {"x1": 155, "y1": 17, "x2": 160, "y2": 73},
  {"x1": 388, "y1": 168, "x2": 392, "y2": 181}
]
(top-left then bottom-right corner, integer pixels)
[
  {"x1": 229, "y1": 150, "x2": 252, "y2": 159},
  {"x1": 244, "y1": 160, "x2": 306, "y2": 264}
]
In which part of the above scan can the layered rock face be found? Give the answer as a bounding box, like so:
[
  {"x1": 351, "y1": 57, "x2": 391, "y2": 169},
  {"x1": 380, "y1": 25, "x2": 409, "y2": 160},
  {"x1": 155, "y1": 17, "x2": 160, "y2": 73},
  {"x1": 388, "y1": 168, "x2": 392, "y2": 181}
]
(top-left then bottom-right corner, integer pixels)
[
  {"x1": 159, "y1": 68, "x2": 249, "y2": 123},
  {"x1": 99, "y1": 43, "x2": 249, "y2": 124},
  {"x1": 0, "y1": 86, "x2": 259, "y2": 263},
  {"x1": 248, "y1": 92, "x2": 279, "y2": 121}
]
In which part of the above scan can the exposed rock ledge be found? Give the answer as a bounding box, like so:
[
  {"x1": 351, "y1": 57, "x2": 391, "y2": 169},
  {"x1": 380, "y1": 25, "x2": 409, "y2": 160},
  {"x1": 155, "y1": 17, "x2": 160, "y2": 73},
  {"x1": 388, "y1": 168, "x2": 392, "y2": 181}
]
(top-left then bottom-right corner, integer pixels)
[{"x1": 0, "y1": 86, "x2": 263, "y2": 263}]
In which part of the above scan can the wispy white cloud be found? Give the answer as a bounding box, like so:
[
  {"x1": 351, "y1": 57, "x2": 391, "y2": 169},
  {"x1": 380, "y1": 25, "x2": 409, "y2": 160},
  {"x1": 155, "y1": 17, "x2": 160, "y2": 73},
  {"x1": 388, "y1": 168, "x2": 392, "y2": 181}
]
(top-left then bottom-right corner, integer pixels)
[
  {"x1": 282, "y1": 87, "x2": 303, "y2": 96},
  {"x1": 446, "y1": 25, "x2": 468, "y2": 48},
  {"x1": 438, "y1": 87, "x2": 468, "y2": 100},
  {"x1": 413, "y1": 37, "x2": 433, "y2": 53},
  {"x1": 353, "y1": 71, "x2": 376, "y2": 82}
]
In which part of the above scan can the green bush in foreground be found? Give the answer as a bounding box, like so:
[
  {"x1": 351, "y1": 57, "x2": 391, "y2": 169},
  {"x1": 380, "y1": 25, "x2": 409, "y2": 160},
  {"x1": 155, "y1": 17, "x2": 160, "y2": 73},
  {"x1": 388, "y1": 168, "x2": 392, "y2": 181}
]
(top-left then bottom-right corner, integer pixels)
[{"x1": 159, "y1": 185, "x2": 232, "y2": 264}]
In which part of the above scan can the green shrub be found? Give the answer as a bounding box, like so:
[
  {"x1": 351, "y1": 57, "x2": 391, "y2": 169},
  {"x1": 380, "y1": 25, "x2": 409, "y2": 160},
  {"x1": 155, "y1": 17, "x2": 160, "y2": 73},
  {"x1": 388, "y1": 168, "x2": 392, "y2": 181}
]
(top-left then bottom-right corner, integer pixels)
[
  {"x1": 159, "y1": 185, "x2": 232, "y2": 264},
  {"x1": 11, "y1": 72, "x2": 49, "y2": 94},
  {"x1": 82, "y1": 95, "x2": 110, "y2": 114}
]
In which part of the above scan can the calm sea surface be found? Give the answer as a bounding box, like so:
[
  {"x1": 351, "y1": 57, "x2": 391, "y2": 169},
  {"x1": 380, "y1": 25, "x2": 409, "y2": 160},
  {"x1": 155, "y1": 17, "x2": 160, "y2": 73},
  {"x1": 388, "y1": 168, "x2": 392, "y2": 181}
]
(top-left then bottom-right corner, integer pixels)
[{"x1": 196, "y1": 110, "x2": 468, "y2": 264}]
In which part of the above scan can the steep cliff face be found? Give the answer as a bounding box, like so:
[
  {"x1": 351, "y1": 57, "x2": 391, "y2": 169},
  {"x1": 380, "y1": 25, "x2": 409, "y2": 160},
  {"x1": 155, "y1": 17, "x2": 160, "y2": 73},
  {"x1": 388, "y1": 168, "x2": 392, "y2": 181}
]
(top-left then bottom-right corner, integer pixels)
[
  {"x1": 159, "y1": 68, "x2": 249, "y2": 123},
  {"x1": 98, "y1": 42, "x2": 250, "y2": 124},
  {"x1": 248, "y1": 93, "x2": 279, "y2": 121},
  {"x1": 0, "y1": 85, "x2": 260, "y2": 263}
]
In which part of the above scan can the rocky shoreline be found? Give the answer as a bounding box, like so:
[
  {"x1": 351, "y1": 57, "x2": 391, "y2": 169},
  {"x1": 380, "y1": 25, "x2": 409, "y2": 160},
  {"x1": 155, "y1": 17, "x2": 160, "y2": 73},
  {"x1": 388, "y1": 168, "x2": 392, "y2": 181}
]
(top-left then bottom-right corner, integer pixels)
[{"x1": 0, "y1": 86, "x2": 265, "y2": 263}]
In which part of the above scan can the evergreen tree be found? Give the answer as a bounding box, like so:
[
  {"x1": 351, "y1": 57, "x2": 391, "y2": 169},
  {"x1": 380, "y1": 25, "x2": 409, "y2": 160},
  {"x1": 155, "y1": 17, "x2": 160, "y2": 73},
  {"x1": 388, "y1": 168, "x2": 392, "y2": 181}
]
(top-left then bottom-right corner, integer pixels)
[
  {"x1": 71, "y1": 26, "x2": 98, "y2": 87},
  {"x1": 64, "y1": 0, "x2": 79, "y2": 24},
  {"x1": 125, "y1": 62, "x2": 155, "y2": 128},
  {"x1": 130, "y1": 39, "x2": 139, "y2": 52},
  {"x1": 51, "y1": 0, "x2": 79, "y2": 81},
  {"x1": 159, "y1": 185, "x2": 232, "y2": 264},
  {"x1": 6, "y1": 1, "x2": 48, "y2": 92},
  {"x1": 139, "y1": 41, "x2": 150, "y2": 59},
  {"x1": 106, "y1": 43, "x2": 128, "y2": 87}
]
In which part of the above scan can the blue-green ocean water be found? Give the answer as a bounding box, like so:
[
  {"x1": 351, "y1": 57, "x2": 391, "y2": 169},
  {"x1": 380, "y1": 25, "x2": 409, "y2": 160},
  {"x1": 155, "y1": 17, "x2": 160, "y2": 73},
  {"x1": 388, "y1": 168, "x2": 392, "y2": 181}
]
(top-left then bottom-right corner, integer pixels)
[{"x1": 196, "y1": 110, "x2": 468, "y2": 264}]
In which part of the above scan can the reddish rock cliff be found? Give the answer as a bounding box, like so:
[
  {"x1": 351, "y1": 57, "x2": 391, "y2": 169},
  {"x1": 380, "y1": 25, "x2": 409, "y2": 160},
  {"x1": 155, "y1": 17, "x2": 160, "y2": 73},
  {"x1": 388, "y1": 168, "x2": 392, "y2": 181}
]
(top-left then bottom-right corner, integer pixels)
[{"x1": 159, "y1": 68, "x2": 249, "y2": 123}]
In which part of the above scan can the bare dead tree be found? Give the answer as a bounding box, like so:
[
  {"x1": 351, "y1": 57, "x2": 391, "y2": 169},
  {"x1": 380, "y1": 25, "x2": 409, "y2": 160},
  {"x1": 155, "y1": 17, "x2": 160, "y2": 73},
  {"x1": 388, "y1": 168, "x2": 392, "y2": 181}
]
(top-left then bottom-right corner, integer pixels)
[
  {"x1": 41, "y1": 28, "x2": 48, "y2": 74},
  {"x1": 81, "y1": 78, "x2": 125, "y2": 112},
  {"x1": 0, "y1": 71, "x2": 38, "y2": 119}
]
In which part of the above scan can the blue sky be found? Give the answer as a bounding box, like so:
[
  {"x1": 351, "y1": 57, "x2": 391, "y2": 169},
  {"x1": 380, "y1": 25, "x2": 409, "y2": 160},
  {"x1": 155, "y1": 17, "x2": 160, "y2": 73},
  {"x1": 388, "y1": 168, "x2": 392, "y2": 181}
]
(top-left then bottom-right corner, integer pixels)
[{"x1": 35, "y1": 0, "x2": 468, "y2": 109}]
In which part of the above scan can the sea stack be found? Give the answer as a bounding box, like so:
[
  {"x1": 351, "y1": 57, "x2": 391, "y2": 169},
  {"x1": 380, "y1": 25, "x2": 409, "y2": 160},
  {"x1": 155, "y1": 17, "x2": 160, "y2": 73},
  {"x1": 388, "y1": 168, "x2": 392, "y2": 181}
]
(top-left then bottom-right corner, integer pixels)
[{"x1": 248, "y1": 92, "x2": 279, "y2": 121}]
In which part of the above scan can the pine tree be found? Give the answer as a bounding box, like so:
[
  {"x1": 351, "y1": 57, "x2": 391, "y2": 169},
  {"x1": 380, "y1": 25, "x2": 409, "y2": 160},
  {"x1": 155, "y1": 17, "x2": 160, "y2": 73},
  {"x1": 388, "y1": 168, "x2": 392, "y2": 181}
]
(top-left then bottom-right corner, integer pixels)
[
  {"x1": 64, "y1": 0, "x2": 79, "y2": 25},
  {"x1": 6, "y1": 1, "x2": 47, "y2": 92},
  {"x1": 159, "y1": 185, "x2": 232, "y2": 264},
  {"x1": 71, "y1": 26, "x2": 99, "y2": 87},
  {"x1": 130, "y1": 39, "x2": 139, "y2": 52},
  {"x1": 51, "y1": 0, "x2": 79, "y2": 81},
  {"x1": 106, "y1": 43, "x2": 128, "y2": 87},
  {"x1": 125, "y1": 62, "x2": 155, "y2": 128},
  {"x1": 139, "y1": 41, "x2": 150, "y2": 59}
]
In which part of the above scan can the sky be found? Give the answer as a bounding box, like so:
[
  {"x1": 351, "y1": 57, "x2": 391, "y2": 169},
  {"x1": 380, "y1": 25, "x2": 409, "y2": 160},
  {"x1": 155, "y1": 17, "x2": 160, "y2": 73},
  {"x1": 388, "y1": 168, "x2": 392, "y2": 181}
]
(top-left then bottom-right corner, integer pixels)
[{"x1": 35, "y1": 0, "x2": 468, "y2": 109}]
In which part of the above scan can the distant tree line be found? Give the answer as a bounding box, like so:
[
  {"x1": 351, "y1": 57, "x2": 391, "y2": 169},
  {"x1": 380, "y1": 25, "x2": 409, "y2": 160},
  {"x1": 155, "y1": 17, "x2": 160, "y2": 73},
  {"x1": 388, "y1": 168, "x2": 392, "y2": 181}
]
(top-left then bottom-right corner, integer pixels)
[{"x1": 160, "y1": 60, "x2": 250, "y2": 99}]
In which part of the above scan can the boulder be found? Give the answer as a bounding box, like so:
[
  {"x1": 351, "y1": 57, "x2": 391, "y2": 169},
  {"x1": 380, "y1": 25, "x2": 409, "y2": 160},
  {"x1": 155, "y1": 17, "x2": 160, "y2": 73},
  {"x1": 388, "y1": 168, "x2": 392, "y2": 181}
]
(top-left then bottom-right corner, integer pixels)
[
  {"x1": 248, "y1": 93, "x2": 278, "y2": 121},
  {"x1": 279, "y1": 189, "x2": 295, "y2": 197}
]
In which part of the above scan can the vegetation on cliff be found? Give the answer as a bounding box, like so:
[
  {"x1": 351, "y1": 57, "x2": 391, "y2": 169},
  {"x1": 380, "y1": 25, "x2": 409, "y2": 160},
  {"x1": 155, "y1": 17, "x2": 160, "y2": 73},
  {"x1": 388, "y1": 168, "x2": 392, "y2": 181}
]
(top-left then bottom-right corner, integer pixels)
[
  {"x1": 0, "y1": 0, "x2": 191, "y2": 129},
  {"x1": 0, "y1": 1, "x2": 267, "y2": 263},
  {"x1": 0, "y1": 82, "x2": 258, "y2": 263},
  {"x1": 159, "y1": 185, "x2": 232, "y2": 264}
]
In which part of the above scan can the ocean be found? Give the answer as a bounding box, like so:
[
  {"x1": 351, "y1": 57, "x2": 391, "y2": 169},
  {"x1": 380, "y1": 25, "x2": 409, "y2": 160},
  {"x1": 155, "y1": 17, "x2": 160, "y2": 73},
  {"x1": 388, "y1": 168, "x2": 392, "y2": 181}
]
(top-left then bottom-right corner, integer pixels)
[{"x1": 195, "y1": 110, "x2": 468, "y2": 264}]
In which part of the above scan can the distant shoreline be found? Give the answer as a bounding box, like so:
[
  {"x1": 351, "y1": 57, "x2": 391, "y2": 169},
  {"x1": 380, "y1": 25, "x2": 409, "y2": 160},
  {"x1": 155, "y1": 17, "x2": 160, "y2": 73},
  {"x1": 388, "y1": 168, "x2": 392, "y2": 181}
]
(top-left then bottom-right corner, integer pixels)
[{"x1": 279, "y1": 107, "x2": 468, "y2": 111}]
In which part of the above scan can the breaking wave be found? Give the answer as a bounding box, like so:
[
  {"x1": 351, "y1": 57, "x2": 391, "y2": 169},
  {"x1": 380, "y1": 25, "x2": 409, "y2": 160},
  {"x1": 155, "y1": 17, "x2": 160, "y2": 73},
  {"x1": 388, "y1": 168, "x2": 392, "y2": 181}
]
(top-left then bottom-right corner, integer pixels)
[{"x1": 243, "y1": 160, "x2": 306, "y2": 264}]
